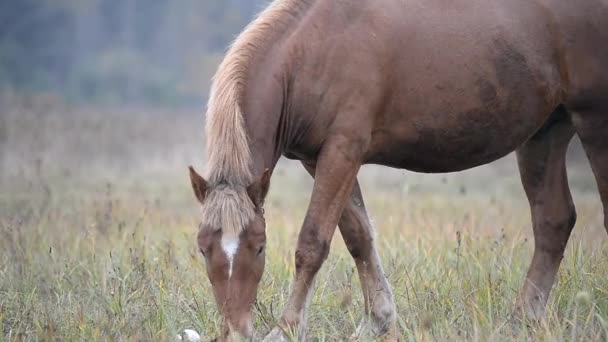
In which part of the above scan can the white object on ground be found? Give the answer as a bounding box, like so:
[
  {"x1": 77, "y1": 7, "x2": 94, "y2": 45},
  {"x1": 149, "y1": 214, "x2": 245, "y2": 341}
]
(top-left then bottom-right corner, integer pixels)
[
  {"x1": 262, "y1": 327, "x2": 289, "y2": 342},
  {"x1": 176, "y1": 329, "x2": 201, "y2": 342}
]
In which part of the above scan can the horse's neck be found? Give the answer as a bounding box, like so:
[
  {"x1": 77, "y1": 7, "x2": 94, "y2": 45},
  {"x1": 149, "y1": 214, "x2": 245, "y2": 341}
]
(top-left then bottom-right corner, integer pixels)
[
  {"x1": 237, "y1": 0, "x2": 318, "y2": 177},
  {"x1": 240, "y1": 78, "x2": 286, "y2": 178}
]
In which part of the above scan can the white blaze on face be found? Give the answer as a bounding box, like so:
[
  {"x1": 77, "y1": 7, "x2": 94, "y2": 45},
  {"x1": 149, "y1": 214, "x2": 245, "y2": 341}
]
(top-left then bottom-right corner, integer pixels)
[{"x1": 222, "y1": 237, "x2": 239, "y2": 278}]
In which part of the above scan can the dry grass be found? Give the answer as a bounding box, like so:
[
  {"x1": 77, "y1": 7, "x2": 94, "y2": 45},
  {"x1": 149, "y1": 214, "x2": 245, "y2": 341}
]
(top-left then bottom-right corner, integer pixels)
[{"x1": 1, "y1": 97, "x2": 607, "y2": 341}]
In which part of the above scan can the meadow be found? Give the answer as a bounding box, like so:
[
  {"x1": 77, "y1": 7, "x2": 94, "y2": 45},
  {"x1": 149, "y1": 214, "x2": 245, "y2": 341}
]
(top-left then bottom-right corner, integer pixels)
[{"x1": 1, "y1": 96, "x2": 607, "y2": 341}]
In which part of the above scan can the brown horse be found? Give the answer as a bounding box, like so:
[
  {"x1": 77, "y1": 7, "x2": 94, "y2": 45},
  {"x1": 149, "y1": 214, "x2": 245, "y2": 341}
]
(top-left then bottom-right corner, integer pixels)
[{"x1": 188, "y1": 0, "x2": 608, "y2": 340}]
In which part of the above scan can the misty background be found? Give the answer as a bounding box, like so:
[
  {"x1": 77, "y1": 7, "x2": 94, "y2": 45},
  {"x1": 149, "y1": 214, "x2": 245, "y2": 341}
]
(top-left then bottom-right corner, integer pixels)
[
  {"x1": 0, "y1": 0, "x2": 268, "y2": 106},
  {"x1": 0, "y1": 0, "x2": 273, "y2": 187}
]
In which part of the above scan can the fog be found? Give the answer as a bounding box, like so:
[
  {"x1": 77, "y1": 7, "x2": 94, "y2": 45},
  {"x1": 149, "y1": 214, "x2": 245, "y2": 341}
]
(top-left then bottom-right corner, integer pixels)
[{"x1": 0, "y1": 0, "x2": 267, "y2": 106}]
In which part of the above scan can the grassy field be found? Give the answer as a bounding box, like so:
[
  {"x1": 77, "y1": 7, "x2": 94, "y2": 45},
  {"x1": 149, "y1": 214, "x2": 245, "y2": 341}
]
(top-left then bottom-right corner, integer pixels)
[{"x1": 1, "y1": 97, "x2": 607, "y2": 341}]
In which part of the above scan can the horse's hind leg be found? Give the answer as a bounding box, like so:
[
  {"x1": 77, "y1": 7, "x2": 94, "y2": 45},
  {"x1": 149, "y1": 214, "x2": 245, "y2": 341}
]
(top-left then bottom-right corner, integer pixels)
[
  {"x1": 571, "y1": 110, "x2": 608, "y2": 233},
  {"x1": 301, "y1": 161, "x2": 398, "y2": 340},
  {"x1": 515, "y1": 106, "x2": 577, "y2": 321}
]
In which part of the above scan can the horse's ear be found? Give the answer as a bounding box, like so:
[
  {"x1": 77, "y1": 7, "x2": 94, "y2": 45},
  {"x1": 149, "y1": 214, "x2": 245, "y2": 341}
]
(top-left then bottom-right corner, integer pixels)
[
  {"x1": 189, "y1": 166, "x2": 208, "y2": 204},
  {"x1": 247, "y1": 168, "x2": 271, "y2": 207}
]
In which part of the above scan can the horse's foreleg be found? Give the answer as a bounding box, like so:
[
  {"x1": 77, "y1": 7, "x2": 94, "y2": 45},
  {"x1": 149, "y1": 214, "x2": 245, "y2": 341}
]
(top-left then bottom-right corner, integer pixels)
[
  {"x1": 571, "y1": 110, "x2": 608, "y2": 234},
  {"x1": 301, "y1": 161, "x2": 398, "y2": 340},
  {"x1": 515, "y1": 107, "x2": 576, "y2": 321},
  {"x1": 264, "y1": 134, "x2": 367, "y2": 341}
]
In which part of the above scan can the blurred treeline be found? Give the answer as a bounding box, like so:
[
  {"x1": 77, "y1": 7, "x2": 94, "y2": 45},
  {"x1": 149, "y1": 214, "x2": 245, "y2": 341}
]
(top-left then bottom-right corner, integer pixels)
[{"x1": 0, "y1": 0, "x2": 266, "y2": 107}]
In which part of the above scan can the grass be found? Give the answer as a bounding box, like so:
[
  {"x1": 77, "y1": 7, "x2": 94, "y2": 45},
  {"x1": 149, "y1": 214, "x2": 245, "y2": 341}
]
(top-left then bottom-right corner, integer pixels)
[{"x1": 1, "y1": 97, "x2": 607, "y2": 341}]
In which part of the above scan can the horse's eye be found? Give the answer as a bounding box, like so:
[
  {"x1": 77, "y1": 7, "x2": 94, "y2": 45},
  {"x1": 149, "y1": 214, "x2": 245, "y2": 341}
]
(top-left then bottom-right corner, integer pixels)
[
  {"x1": 256, "y1": 245, "x2": 265, "y2": 256},
  {"x1": 199, "y1": 248, "x2": 206, "y2": 257}
]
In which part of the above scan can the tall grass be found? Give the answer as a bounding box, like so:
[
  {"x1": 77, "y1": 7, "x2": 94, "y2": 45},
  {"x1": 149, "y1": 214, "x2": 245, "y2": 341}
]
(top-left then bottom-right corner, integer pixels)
[{"x1": 1, "y1": 98, "x2": 606, "y2": 341}]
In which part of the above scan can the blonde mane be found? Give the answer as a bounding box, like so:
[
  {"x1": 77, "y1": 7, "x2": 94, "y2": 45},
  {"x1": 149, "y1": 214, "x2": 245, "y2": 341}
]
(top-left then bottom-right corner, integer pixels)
[{"x1": 203, "y1": 0, "x2": 303, "y2": 238}]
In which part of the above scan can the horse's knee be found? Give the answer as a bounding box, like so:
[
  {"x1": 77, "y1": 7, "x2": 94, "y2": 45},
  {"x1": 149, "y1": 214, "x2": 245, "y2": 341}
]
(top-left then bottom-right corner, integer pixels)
[
  {"x1": 295, "y1": 227, "x2": 330, "y2": 274},
  {"x1": 345, "y1": 237, "x2": 372, "y2": 261},
  {"x1": 339, "y1": 205, "x2": 375, "y2": 260},
  {"x1": 533, "y1": 208, "x2": 577, "y2": 255}
]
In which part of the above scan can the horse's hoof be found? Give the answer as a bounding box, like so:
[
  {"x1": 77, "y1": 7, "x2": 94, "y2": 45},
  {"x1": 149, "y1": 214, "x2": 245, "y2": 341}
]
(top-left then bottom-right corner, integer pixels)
[
  {"x1": 510, "y1": 306, "x2": 542, "y2": 326},
  {"x1": 350, "y1": 319, "x2": 399, "y2": 342},
  {"x1": 262, "y1": 327, "x2": 289, "y2": 342}
]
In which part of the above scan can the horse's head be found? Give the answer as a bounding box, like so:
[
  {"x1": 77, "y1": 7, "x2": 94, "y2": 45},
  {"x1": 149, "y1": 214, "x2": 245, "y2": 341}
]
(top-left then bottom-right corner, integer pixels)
[{"x1": 189, "y1": 166, "x2": 270, "y2": 341}]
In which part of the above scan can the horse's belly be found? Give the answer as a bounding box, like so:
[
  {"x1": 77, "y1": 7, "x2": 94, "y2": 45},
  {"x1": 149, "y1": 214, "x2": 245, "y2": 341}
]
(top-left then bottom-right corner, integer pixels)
[{"x1": 366, "y1": 106, "x2": 551, "y2": 173}]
